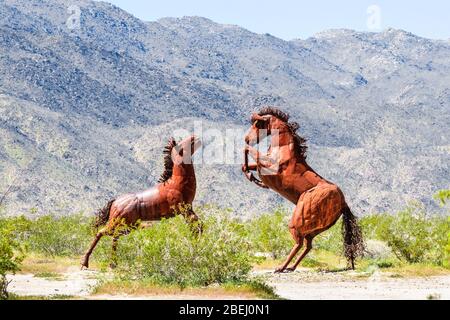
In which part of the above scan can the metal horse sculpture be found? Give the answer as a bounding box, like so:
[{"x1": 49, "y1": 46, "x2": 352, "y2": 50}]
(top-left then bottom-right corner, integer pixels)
[
  {"x1": 81, "y1": 135, "x2": 202, "y2": 269},
  {"x1": 243, "y1": 107, "x2": 364, "y2": 272}
]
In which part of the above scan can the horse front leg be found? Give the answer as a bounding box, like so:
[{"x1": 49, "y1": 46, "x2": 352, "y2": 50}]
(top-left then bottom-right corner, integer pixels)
[
  {"x1": 109, "y1": 224, "x2": 133, "y2": 269},
  {"x1": 242, "y1": 163, "x2": 258, "y2": 172},
  {"x1": 245, "y1": 145, "x2": 273, "y2": 168},
  {"x1": 110, "y1": 236, "x2": 119, "y2": 269}
]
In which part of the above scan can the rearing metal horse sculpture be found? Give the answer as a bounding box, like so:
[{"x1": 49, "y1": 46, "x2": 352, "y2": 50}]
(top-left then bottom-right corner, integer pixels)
[
  {"x1": 81, "y1": 135, "x2": 202, "y2": 269},
  {"x1": 243, "y1": 107, "x2": 364, "y2": 272}
]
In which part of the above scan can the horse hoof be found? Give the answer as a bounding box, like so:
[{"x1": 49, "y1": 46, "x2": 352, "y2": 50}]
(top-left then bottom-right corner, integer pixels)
[
  {"x1": 274, "y1": 268, "x2": 285, "y2": 274},
  {"x1": 285, "y1": 268, "x2": 295, "y2": 273},
  {"x1": 80, "y1": 258, "x2": 89, "y2": 270}
]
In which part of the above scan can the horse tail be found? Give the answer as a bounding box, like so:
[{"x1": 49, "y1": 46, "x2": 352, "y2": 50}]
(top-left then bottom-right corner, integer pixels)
[
  {"x1": 341, "y1": 205, "x2": 365, "y2": 270},
  {"x1": 93, "y1": 199, "x2": 115, "y2": 230}
]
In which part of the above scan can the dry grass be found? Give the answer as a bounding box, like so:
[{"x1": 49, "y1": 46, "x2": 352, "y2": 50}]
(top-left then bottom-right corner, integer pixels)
[
  {"x1": 93, "y1": 279, "x2": 279, "y2": 300},
  {"x1": 8, "y1": 293, "x2": 75, "y2": 300},
  {"x1": 382, "y1": 264, "x2": 450, "y2": 278},
  {"x1": 33, "y1": 271, "x2": 65, "y2": 280},
  {"x1": 19, "y1": 253, "x2": 99, "y2": 274}
]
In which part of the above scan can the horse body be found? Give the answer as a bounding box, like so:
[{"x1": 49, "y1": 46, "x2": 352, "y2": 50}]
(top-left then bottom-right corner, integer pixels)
[
  {"x1": 81, "y1": 135, "x2": 201, "y2": 269},
  {"x1": 244, "y1": 107, "x2": 364, "y2": 272},
  {"x1": 109, "y1": 172, "x2": 196, "y2": 225},
  {"x1": 258, "y1": 159, "x2": 325, "y2": 205},
  {"x1": 257, "y1": 132, "x2": 345, "y2": 235}
]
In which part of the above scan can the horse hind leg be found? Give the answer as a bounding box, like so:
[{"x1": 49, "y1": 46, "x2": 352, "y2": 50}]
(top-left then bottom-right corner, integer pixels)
[
  {"x1": 286, "y1": 235, "x2": 314, "y2": 272},
  {"x1": 81, "y1": 227, "x2": 107, "y2": 270},
  {"x1": 275, "y1": 228, "x2": 304, "y2": 273},
  {"x1": 275, "y1": 200, "x2": 306, "y2": 273}
]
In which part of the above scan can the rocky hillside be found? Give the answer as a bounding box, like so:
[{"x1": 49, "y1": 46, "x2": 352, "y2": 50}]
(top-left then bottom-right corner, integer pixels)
[{"x1": 0, "y1": 0, "x2": 448, "y2": 217}]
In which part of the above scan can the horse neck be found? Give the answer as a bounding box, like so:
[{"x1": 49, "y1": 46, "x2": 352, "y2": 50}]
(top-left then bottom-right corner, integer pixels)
[
  {"x1": 269, "y1": 130, "x2": 296, "y2": 157},
  {"x1": 171, "y1": 163, "x2": 196, "y2": 185},
  {"x1": 269, "y1": 130, "x2": 313, "y2": 174},
  {"x1": 273, "y1": 130, "x2": 293, "y2": 145}
]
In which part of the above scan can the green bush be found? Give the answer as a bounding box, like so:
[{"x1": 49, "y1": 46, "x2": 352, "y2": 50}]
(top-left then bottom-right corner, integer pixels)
[
  {"x1": 0, "y1": 219, "x2": 26, "y2": 300},
  {"x1": 446, "y1": 217, "x2": 450, "y2": 268},
  {"x1": 361, "y1": 203, "x2": 449, "y2": 265},
  {"x1": 107, "y1": 211, "x2": 254, "y2": 287},
  {"x1": 434, "y1": 190, "x2": 450, "y2": 207},
  {"x1": 0, "y1": 214, "x2": 95, "y2": 258},
  {"x1": 434, "y1": 189, "x2": 450, "y2": 268},
  {"x1": 244, "y1": 207, "x2": 346, "y2": 257},
  {"x1": 23, "y1": 214, "x2": 93, "y2": 257},
  {"x1": 244, "y1": 209, "x2": 293, "y2": 259},
  {"x1": 314, "y1": 220, "x2": 344, "y2": 254}
]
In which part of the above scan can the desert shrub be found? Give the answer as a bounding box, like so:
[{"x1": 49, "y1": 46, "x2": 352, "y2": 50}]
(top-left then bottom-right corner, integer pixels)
[
  {"x1": 20, "y1": 214, "x2": 93, "y2": 257},
  {"x1": 244, "y1": 209, "x2": 293, "y2": 259},
  {"x1": 360, "y1": 214, "x2": 393, "y2": 241},
  {"x1": 30, "y1": 214, "x2": 95, "y2": 257},
  {"x1": 244, "y1": 208, "x2": 357, "y2": 258},
  {"x1": 0, "y1": 219, "x2": 26, "y2": 300},
  {"x1": 107, "y1": 210, "x2": 254, "y2": 287},
  {"x1": 314, "y1": 220, "x2": 344, "y2": 254},
  {"x1": 434, "y1": 189, "x2": 450, "y2": 267},
  {"x1": 242, "y1": 200, "x2": 448, "y2": 268},
  {"x1": 361, "y1": 203, "x2": 449, "y2": 265},
  {"x1": 434, "y1": 189, "x2": 450, "y2": 207},
  {"x1": 445, "y1": 218, "x2": 450, "y2": 268}
]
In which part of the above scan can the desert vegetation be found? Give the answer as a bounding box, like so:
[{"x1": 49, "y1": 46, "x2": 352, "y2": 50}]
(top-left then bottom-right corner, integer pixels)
[
  {"x1": 0, "y1": 191, "x2": 448, "y2": 299},
  {"x1": 0, "y1": 217, "x2": 26, "y2": 299}
]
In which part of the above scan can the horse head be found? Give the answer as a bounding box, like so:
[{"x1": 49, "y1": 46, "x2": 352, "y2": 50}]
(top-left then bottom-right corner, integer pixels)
[
  {"x1": 245, "y1": 107, "x2": 292, "y2": 146},
  {"x1": 172, "y1": 135, "x2": 201, "y2": 166}
]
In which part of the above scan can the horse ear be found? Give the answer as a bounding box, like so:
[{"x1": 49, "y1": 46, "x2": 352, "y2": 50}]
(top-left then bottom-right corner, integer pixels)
[{"x1": 251, "y1": 113, "x2": 269, "y2": 123}]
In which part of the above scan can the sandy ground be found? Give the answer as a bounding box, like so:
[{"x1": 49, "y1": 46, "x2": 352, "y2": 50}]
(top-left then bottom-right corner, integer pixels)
[
  {"x1": 6, "y1": 271, "x2": 251, "y2": 300},
  {"x1": 7, "y1": 269, "x2": 450, "y2": 300},
  {"x1": 90, "y1": 294, "x2": 250, "y2": 300},
  {"x1": 257, "y1": 268, "x2": 450, "y2": 300},
  {"x1": 7, "y1": 270, "x2": 98, "y2": 297}
]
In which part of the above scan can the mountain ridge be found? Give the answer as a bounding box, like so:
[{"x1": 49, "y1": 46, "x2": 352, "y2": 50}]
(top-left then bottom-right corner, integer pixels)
[{"x1": 0, "y1": 0, "x2": 448, "y2": 217}]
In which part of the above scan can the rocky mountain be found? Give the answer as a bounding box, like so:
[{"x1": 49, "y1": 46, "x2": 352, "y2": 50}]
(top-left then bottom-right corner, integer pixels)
[{"x1": 0, "y1": 0, "x2": 448, "y2": 217}]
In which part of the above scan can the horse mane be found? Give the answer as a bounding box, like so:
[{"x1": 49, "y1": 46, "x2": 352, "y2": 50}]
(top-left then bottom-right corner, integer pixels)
[
  {"x1": 258, "y1": 106, "x2": 308, "y2": 160},
  {"x1": 158, "y1": 137, "x2": 177, "y2": 183}
]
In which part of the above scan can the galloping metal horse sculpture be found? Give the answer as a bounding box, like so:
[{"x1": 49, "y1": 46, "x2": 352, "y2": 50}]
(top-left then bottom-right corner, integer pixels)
[
  {"x1": 81, "y1": 135, "x2": 201, "y2": 269},
  {"x1": 243, "y1": 107, "x2": 364, "y2": 272}
]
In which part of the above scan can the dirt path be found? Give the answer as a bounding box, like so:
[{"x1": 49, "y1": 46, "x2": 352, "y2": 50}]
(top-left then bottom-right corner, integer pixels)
[
  {"x1": 257, "y1": 269, "x2": 450, "y2": 300},
  {"x1": 7, "y1": 270, "x2": 98, "y2": 297},
  {"x1": 7, "y1": 269, "x2": 450, "y2": 300},
  {"x1": 6, "y1": 272, "x2": 250, "y2": 300},
  {"x1": 89, "y1": 294, "x2": 250, "y2": 300}
]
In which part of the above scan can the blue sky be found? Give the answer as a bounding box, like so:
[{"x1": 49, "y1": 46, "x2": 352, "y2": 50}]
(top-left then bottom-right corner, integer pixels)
[{"x1": 103, "y1": 0, "x2": 450, "y2": 40}]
